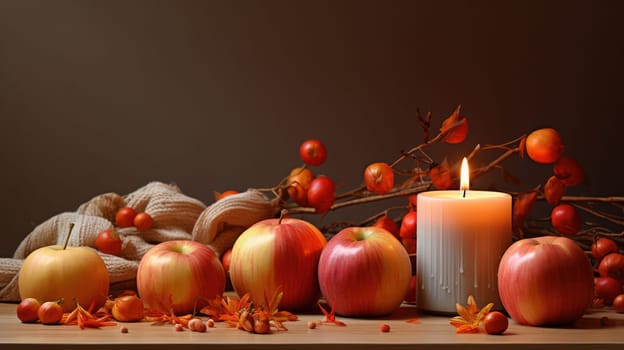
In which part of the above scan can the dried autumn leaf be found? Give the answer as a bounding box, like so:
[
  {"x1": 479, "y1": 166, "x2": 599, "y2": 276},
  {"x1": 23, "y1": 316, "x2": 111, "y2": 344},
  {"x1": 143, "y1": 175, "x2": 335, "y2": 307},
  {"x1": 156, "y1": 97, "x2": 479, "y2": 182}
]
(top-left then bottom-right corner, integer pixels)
[
  {"x1": 544, "y1": 175, "x2": 566, "y2": 205},
  {"x1": 63, "y1": 302, "x2": 116, "y2": 329},
  {"x1": 317, "y1": 302, "x2": 346, "y2": 327},
  {"x1": 512, "y1": 190, "x2": 538, "y2": 238},
  {"x1": 518, "y1": 134, "x2": 527, "y2": 158},
  {"x1": 449, "y1": 295, "x2": 493, "y2": 333},
  {"x1": 429, "y1": 161, "x2": 452, "y2": 190},
  {"x1": 440, "y1": 105, "x2": 468, "y2": 144},
  {"x1": 440, "y1": 105, "x2": 462, "y2": 134}
]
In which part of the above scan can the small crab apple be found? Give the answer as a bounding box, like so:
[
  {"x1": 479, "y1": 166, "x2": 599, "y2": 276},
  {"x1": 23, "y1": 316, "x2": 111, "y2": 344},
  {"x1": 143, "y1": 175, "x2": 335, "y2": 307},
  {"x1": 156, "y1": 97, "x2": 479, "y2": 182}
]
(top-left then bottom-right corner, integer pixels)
[
  {"x1": 598, "y1": 253, "x2": 624, "y2": 282},
  {"x1": 286, "y1": 167, "x2": 315, "y2": 206},
  {"x1": 115, "y1": 207, "x2": 137, "y2": 228},
  {"x1": 16, "y1": 297, "x2": 41, "y2": 323},
  {"x1": 299, "y1": 139, "x2": 327, "y2": 166},
  {"x1": 372, "y1": 215, "x2": 400, "y2": 239},
  {"x1": 399, "y1": 211, "x2": 417, "y2": 240},
  {"x1": 525, "y1": 128, "x2": 564, "y2": 164},
  {"x1": 95, "y1": 228, "x2": 122, "y2": 255},
  {"x1": 364, "y1": 162, "x2": 394, "y2": 195},
  {"x1": 551, "y1": 204, "x2": 581, "y2": 236},
  {"x1": 307, "y1": 176, "x2": 335, "y2": 214},
  {"x1": 38, "y1": 300, "x2": 63, "y2": 325},
  {"x1": 134, "y1": 212, "x2": 153, "y2": 231},
  {"x1": 592, "y1": 238, "x2": 618, "y2": 262},
  {"x1": 594, "y1": 276, "x2": 622, "y2": 305},
  {"x1": 484, "y1": 311, "x2": 508, "y2": 335}
]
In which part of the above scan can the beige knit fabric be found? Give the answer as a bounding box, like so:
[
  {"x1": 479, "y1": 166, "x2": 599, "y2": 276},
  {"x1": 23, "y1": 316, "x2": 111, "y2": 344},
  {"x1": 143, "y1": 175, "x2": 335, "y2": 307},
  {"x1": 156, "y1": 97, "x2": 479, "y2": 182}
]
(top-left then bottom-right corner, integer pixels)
[{"x1": 0, "y1": 182, "x2": 280, "y2": 302}]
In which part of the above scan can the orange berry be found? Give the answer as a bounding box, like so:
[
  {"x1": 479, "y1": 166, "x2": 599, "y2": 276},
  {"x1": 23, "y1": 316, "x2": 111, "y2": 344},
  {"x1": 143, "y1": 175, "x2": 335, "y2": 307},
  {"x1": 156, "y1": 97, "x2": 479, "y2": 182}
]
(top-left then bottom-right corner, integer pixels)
[{"x1": 525, "y1": 128, "x2": 564, "y2": 164}]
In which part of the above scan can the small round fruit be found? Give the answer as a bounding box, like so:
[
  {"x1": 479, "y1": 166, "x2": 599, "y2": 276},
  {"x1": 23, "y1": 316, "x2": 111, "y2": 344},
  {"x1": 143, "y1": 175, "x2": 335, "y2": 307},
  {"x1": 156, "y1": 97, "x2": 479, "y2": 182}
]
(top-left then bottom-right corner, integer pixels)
[
  {"x1": 551, "y1": 204, "x2": 581, "y2": 236},
  {"x1": 613, "y1": 294, "x2": 624, "y2": 313},
  {"x1": 221, "y1": 248, "x2": 232, "y2": 273},
  {"x1": 380, "y1": 323, "x2": 391, "y2": 332},
  {"x1": 364, "y1": 162, "x2": 394, "y2": 195},
  {"x1": 38, "y1": 301, "x2": 63, "y2": 325},
  {"x1": 484, "y1": 311, "x2": 509, "y2": 335},
  {"x1": 286, "y1": 167, "x2": 315, "y2": 206},
  {"x1": 95, "y1": 228, "x2": 122, "y2": 255},
  {"x1": 525, "y1": 128, "x2": 564, "y2": 164},
  {"x1": 399, "y1": 211, "x2": 417, "y2": 239},
  {"x1": 299, "y1": 139, "x2": 327, "y2": 166},
  {"x1": 594, "y1": 276, "x2": 622, "y2": 305},
  {"x1": 188, "y1": 318, "x2": 207, "y2": 332},
  {"x1": 307, "y1": 175, "x2": 335, "y2": 214},
  {"x1": 404, "y1": 275, "x2": 417, "y2": 303},
  {"x1": 16, "y1": 298, "x2": 41, "y2": 323},
  {"x1": 553, "y1": 156, "x2": 584, "y2": 186},
  {"x1": 598, "y1": 253, "x2": 624, "y2": 282},
  {"x1": 115, "y1": 207, "x2": 137, "y2": 228},
  {"x1": 112, "y1": 295, "x2": 144, "y2": 322},
  {"x1": 133, "y1": 212, "x2": 153, "y2": 231},
  {"x1": 214, "y1": 190, "x2": 239, "y2": 201},
  {"x1": 372, "y1": 215, "x2": 400, "y2": 239},
  {"x1": 592, "y1": 238, "x2": 618, "y2": 262}
]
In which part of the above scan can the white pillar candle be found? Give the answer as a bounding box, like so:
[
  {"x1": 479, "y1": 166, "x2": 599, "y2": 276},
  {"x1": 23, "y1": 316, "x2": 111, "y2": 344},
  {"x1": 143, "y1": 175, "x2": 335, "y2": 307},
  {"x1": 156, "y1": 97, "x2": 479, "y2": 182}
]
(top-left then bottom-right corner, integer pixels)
[{"x1": 416, "y1": 159, "x2": 511, "y2": 314}]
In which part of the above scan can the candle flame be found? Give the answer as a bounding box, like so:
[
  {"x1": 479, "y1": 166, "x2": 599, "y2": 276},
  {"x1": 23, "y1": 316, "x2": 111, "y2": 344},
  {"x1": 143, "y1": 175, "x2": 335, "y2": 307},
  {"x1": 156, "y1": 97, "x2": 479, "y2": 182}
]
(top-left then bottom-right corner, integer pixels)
[{"x1": 460, "y1": 157, "x2": 470, "y2": 192}]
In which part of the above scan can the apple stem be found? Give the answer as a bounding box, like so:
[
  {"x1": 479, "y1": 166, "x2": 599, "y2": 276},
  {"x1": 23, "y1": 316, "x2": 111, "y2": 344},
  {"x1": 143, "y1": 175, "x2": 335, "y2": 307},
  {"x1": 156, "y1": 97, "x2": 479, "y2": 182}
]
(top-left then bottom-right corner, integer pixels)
[
  {"x1": 63, "y1": 223, "x2": 75, "y2": 250},
  {"x1": 278, "y1": 209, "x2": 288, "y2": 225}
]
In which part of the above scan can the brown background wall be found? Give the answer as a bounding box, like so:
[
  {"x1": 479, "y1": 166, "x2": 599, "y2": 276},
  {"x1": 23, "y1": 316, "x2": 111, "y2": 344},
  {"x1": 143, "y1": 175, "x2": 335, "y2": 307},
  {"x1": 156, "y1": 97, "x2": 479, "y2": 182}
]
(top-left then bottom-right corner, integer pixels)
[{"x1": 1, "y1": 0, "x2": 622, "y2": 258}]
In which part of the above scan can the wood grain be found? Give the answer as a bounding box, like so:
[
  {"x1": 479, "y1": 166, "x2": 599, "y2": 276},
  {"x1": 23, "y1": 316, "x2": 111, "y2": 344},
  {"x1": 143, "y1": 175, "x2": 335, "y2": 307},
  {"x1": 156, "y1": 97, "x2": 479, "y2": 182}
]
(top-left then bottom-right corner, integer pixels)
[{"x1": 1, "y1": 302, "x2": 623, "y2": 350}]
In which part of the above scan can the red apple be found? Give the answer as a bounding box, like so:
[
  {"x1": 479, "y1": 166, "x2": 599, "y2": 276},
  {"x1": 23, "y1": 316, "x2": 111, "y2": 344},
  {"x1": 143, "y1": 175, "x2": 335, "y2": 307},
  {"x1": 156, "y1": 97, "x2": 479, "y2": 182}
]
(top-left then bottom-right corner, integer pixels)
[
  {"x1": 318, "y1": 226, "x2": 412, "y2": 317},
  {"x1": 598, "y1": 253, "x2": 624, "y2": 282},
  {"x1": 229, "y1": 217, "x2": 327, "y2": 311},
  {"x1": 18, "y1": 243, "x2": 109, "y2": 313},
  {"x1": 137, "y1": 240, "x2": 225, "y2": 315},
  {"x1": 498, "y1": 236, "x2": 594, "y2": 326}
]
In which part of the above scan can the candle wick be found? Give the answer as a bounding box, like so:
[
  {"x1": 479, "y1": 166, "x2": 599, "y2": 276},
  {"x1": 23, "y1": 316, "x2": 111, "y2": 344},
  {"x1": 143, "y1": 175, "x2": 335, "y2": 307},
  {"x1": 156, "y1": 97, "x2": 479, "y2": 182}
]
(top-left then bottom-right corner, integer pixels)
[{"x1": 463, "y1": 189, "x2": 466, "y2": 198}]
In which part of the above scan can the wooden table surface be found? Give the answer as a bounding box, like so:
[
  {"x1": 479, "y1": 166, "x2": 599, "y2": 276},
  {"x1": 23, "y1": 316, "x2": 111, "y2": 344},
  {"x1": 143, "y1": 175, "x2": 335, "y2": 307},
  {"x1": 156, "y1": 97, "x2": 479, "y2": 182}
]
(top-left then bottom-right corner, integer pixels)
[{"x1": 1, "y1": 301, "x2": 623, "y2": 350}]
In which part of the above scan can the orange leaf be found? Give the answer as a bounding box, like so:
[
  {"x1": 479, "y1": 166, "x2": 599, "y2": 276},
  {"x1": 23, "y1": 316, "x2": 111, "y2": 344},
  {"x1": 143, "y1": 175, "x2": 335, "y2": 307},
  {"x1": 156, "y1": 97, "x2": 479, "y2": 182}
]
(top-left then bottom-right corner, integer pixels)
[
  {"x1": 518, "y1": 134, "x2": 527, "y2": 158},
  {"x1": 449, "y1": 295, "x2": 493, "y2": 333},
  {"x1": 429, "y1": 160, "x2": 453, "y2": 190},
  {"x1": 440, "y1": 105, "x2": 462, "y2": 134},
  {"x1": 317, "y1": 302, "x2": 346, "y2": 326},
  {"x1": 544, "y1": 175, "x2": 565, "y2": 205}
]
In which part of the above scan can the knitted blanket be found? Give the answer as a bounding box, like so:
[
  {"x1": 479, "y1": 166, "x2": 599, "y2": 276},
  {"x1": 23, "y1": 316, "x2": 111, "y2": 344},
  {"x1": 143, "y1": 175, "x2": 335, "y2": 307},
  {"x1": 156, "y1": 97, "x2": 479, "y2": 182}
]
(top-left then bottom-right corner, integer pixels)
[{"x1": 0, "y1": 181, "x2": 280, "y2": 301}]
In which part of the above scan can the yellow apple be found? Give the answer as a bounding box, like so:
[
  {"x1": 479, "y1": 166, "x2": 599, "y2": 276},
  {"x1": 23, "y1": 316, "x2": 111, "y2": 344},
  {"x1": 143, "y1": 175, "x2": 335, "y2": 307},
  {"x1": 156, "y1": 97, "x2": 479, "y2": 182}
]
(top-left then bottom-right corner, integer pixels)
[{"x1": 18, "y1": 244, "x2": 110, "y2": 313}]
